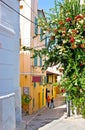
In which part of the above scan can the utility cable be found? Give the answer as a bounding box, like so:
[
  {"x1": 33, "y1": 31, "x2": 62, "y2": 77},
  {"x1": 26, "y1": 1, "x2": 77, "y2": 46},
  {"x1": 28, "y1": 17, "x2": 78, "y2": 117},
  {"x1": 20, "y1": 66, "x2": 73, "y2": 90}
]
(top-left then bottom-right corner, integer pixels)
[
  {"x1": 0, "y1": 0, "x2": 39, "y2": 26},
  {"x1": 0, "y1": 0, "x2": 47, "y2": 49}
]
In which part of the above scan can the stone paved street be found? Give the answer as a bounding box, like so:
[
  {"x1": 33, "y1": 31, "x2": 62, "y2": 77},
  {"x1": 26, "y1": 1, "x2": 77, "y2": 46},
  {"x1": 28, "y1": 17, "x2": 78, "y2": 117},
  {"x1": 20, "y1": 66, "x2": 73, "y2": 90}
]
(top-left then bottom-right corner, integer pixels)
[
  {"x1": 22, "y1": 95, "x2": 66, "y2": 130},
  {"x1": 17, "y1": 94, "x2": 85, "y2": 130}
]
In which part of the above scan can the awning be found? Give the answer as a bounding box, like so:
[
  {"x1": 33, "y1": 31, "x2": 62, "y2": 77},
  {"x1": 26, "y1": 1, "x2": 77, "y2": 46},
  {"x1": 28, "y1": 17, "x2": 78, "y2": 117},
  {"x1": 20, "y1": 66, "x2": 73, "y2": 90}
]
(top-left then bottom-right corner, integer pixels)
[{"x1": 46, "y1": 66, "x2": 62, "y2": 76}]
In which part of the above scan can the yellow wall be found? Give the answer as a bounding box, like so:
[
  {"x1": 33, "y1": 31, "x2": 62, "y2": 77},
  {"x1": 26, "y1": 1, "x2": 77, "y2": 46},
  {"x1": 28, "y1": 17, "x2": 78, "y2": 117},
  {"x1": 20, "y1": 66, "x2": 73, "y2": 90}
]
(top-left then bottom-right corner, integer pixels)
[
  {"x1": 46, "y1": 74, "x2": 60, "y2": 99},
  {"x1": 20, "y1": 0, "x2": 47, "y2": 114}
]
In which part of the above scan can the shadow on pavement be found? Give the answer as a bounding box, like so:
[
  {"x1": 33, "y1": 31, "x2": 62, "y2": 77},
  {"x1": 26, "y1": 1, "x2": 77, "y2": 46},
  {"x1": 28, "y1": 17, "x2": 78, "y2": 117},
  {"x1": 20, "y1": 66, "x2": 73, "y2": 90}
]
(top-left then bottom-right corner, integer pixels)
[{"x1": 23, "y1": 95, "x2": 67, "y2": 130}]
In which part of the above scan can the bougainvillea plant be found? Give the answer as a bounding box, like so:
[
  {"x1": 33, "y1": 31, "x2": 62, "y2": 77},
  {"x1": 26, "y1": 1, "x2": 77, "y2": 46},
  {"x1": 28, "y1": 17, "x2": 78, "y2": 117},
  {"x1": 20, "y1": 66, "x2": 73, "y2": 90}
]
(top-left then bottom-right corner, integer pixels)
[{"x1": 23, "y1": 0, "x2": 85, "y2": 116}]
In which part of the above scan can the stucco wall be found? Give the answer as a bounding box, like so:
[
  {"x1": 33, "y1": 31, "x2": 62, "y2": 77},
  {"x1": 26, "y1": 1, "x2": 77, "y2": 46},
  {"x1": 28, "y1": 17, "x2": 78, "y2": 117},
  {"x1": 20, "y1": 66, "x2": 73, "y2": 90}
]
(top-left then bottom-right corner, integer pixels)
[
  {"x1": 0, "y1": 93, "x2": 16, "y2": 130},
  {"x1": 0, "y1": 0, "x2": 21, "y2": 123}
]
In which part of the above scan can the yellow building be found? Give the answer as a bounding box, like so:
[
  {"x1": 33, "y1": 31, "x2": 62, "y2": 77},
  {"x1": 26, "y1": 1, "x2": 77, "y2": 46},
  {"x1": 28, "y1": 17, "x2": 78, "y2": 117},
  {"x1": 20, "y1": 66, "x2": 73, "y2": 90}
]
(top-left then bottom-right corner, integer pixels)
[
  {"x1": 20, "y1": 0, "x2": 47, "y2": 114},
  {"x1": 46, "y1": 66, "x2": 62, "y2": 99}
]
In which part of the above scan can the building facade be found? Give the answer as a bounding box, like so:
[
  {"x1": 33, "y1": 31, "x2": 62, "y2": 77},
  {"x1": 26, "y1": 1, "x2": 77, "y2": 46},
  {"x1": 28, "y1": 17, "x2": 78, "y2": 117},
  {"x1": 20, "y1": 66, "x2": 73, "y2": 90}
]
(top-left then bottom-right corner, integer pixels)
[
  {"x1": 20, "y1": 0, "x2": 47, "y2": 114},
  {"x1": 0, "y1": 0, "x2": 21, "y2": 130}
]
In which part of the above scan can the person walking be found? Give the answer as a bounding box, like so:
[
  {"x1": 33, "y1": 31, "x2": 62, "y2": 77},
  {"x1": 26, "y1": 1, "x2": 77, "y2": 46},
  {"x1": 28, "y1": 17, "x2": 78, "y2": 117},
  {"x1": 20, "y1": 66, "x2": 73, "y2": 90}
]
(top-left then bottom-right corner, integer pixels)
[
  {"x1": 47, "y1": 95, "x2": 51, "y2": 108},
  {"x1": 50, "y1": 97, "x2": 54, "y2": 108}
]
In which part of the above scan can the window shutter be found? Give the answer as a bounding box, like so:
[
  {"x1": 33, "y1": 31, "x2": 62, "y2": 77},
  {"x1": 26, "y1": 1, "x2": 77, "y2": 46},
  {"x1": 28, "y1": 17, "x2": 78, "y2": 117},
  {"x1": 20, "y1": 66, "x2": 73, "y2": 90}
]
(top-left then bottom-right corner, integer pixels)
[
  {"x1": 40, "y1": 28, "x2": 43, "y2": 41},
  {"x1": 34, "y1": 56, "x2": 37, "y2": 66},
  {"x1": 34, "y1": 82, "x2": 36, "y2": 87},
  {"x1": 40, "y1": 57, "x2": 42, "y2": 67},
  {"x1": 45, "y1": 36, "x2": 48, "y2": 47},
  {"x1": 44, "y1": 76, "x2": 47, "y2": 83},
  {"x1": 34, "y1": 17, "x2": 38, "y2": 35}
]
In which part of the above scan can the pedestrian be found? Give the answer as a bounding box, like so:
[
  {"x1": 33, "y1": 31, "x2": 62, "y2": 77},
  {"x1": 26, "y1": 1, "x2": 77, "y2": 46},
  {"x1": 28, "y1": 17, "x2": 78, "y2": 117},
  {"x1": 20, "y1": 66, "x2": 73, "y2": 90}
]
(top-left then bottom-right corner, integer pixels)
[
  {"x1": 47, "y1": 95, "x2": 51, "y2": 108},
  {"x1": 50, "y1": 97, "x2": 54, "y2": 108}
]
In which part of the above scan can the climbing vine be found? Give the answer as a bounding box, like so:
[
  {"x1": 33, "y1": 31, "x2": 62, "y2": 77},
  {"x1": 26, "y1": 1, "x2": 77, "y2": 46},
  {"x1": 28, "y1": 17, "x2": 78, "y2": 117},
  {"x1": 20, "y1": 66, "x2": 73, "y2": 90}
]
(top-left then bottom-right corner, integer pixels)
[{"x1": 23, "y1": 0, "x2": 85, "y2": 116}]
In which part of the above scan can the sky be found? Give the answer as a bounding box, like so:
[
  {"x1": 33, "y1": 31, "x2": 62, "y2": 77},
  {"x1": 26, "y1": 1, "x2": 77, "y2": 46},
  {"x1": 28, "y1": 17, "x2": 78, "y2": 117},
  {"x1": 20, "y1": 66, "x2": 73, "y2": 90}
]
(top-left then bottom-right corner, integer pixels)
[
  {"x1": 38, "y1": 0, "x2": 62, "y2": 13},
  {"x1": 38, "y1": 0, "x2": 55, "y2": 13}
]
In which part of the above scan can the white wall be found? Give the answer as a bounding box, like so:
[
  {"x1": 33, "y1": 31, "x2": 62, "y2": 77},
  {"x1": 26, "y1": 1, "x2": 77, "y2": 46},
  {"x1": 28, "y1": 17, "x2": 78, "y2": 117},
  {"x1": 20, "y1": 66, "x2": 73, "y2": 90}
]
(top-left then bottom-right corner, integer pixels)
[
  {"x1": 20, "y1": 0, "x2": 31, "y2": 47},
  {"x1": 0, "y1": 0, "x2": 21, "y2": 123}
]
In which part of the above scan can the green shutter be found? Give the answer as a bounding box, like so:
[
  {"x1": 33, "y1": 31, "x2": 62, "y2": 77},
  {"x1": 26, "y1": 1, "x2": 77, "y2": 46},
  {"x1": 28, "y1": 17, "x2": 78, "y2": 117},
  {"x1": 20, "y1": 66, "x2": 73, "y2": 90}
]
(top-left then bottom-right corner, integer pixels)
[
  {"x1": 34, "y1": 82, "x2": 36, "y2": 87},
  {"x1": 34, "y1": 17, "x2": 38, "y2": 35},
  {"x1": 45, "y1": 36, "x2": 48, "y2": 47},
  {"x1": 34, "y1": 56, "x2": 37, "y2": 66},
  {"x1": 40, "y1": 57, "x2": 42, "y2": 67},
  {"x1": 44, "y1": 76, "x2": 47, "y2": 83},
  {"x1": 40, "y1": 28, "x2": 43, "y2": 41}
]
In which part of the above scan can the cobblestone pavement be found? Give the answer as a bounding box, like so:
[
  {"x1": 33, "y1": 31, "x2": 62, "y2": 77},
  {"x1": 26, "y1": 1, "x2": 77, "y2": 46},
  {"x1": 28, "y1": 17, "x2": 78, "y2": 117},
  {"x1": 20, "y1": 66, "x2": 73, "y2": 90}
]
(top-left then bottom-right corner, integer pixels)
[
  {"x1": 22, "y1": 95, "x2": 66, "y2": 130},
  {"x1": 17, "y1": 94, "x2": 85, "y2": 130}
]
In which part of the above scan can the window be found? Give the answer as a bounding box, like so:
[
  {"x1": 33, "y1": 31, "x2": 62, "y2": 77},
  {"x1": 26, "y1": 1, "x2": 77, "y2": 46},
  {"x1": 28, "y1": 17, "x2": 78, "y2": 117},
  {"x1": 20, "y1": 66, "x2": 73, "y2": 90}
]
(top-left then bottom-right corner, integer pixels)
[
  {"x1": 34, "y1": 56, "x2": 37, "y2": 66},
  {"x1": 34, "y1": 17, "x2": 38, "y2": 35},
  {"x1": 47, "y1": 74, "x2": 53, "y2": 83}
]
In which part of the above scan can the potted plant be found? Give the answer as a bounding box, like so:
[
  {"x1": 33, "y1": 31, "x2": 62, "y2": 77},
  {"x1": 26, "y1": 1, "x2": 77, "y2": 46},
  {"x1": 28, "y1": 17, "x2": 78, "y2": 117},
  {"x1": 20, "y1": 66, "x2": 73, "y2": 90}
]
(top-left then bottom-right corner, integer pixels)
[{"x1": 22, "y1": 94, "x2": 32, "y2": 113}]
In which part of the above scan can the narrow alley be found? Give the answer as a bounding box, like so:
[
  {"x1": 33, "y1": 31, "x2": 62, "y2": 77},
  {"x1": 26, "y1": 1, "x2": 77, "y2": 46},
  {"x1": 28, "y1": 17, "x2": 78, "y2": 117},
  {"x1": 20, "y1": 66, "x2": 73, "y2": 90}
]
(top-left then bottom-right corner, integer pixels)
[
  {"x1": 17, "y1": 94, "x2": 85, "y2": 130},
  {"x1": 22, "y1": 95, "x2": 66, "y2": 130}
]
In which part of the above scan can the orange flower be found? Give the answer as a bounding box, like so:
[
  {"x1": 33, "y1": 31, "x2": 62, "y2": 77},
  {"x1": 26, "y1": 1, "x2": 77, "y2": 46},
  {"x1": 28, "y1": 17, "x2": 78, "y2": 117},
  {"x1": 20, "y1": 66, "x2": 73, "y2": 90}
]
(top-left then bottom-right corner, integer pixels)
[
  {"x1": 71, "y1": 44, "x2": 77, "y2": 49},
  {"x1": 58, "y1": 21, "x2": 64, "y2": 25}
]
